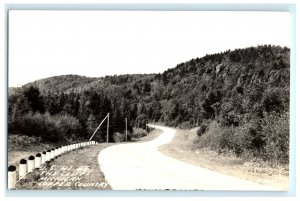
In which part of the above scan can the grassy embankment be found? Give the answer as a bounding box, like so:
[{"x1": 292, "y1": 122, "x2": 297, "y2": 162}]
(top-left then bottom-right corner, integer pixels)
[
  {"x1": 8, "y1": 134, "x2": 112, "y2": 190},
  {"x1": 159, "y1": 128, "x2": 289, "y2": 190},
  {"x1": 8, "y1": 129, "x2": 161, "y2": 190}
]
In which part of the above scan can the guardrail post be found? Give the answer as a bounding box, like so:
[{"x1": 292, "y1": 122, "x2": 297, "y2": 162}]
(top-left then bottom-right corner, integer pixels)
[
  {"x1": 28, "y1": 155, "x2": 35, "y2": 172},
  {"x1": 54, "y1": 147, "x2": 58, "y2": 158},
  {"x1": 8, "y1": 165, "x2": 16, "y2": 190},
  {"x1": 42, "y1": 151, "x2": 46, "y2": 164},
  {"x1": 46, "y1": 150, "x2": 51, "y2": 162},
  {"x1": 35, "y1": 153, "x2": 41, "y2": 169},
  {"x1": 50, "y1": 149, "x2": 55, "y2": 160},
  {"x1": 19, "y1": 159, "x2": 27, "y2": 180}
]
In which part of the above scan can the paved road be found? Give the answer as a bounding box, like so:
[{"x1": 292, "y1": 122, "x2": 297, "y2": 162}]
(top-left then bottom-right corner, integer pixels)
[{"x1": 98, "y1": 125, "x2": 276, "y2": 190}]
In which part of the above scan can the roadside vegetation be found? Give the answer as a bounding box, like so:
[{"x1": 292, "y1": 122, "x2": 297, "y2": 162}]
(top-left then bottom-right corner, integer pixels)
[
  {"x1": 8, "y1": 45, "x2": 289, "y2": 168},
  {"x1": 13, "y1": 143, "x2": 112, "y2": 190},
  {"x1": 8, "y1": 129, "x2": 160, "y2": 190},
  {"x1": 159, "y1": 128, "x2": 289, "y2": 190}
]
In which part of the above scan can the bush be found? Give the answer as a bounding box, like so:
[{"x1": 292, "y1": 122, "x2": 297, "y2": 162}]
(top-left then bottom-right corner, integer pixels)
[
  {"x1": 131, "y1": 128, "x2": 147, "y2": 139},
  {"x1": 113, "y1": 132, "x2": 126, "y2": 142},
  {"x1": 262, "y1": 88, "x2": 284, "y2": 113},
  {"x1": 262, "y1": 112, "x2": 289, "y2": 164},
  {"x1": 8, "y1": 134, "x2": 42, "y2": 151},
  {"x1": 168, "y1": 120, "x2": 178, "y2": 127},
  {"x1": 196, "y1": 123, "x2": 208, "y2": 136},
  {"x1": 193, "y1": 121, "x2": 223, "y2": 150},
  {"x1": 10, "y1": 112, "x2": 82, "y2": 143},
  {"x1": 178, "y1": 121, "x2": 192, "y2": 129},
  {"x1": 193, "y1": 112, "x2": 289, "y2": 165},
  {"x1": 194, "y1": 120, "x2": 262, "y2": 156}
]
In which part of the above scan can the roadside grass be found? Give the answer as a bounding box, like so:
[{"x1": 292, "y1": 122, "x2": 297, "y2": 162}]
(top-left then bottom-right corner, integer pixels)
[
  {"x1": 159, "y1": 128, "x2": 289, "y2": 190},
  {"x1": 132, "y1": 128, "x2": 162, "y2": 142},
  {"x1": 9, "y1": 129, "x2": 161, "y2": 190},
  {"x1": 8, "y1": 134, "x2": 59, "y2": 166},
  {"x1": 8, "y1": 134, "x2": 112, "y2": 190},
  {"x1": 13, "y1": 144, "x2": 113, "y2": 190}
]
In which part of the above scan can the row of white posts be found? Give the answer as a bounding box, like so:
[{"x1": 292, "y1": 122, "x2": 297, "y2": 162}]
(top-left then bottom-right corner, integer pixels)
[{"x1": 8, "y1": 141, "x2": 98, "y2": 190}]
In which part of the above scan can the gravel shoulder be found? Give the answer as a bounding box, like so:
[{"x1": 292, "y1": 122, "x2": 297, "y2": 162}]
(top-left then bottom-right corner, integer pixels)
[{"x1": 159, "y1": 128, "x2": 289, "y2": 191}]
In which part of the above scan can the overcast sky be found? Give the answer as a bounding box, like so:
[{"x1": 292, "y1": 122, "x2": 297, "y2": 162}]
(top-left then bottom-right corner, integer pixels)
[{"x1": 9, "y1": 11, "x2": 290, "y2": 87}]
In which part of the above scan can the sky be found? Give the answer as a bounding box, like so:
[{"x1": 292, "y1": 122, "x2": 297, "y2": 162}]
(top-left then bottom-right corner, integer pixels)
[{"x1": 8, "y1": 10, "x2": 291, "y2": 87}]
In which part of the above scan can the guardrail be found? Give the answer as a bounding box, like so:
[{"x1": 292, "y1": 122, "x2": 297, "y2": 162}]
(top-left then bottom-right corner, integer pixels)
[{"x1": 7, "y1": 141, "x2": 98, "y2": 190}]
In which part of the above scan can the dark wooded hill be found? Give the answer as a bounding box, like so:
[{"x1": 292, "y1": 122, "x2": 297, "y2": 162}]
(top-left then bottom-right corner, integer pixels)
[{"x1": 8, "y1": 45, "x2": 290, "y2": 164}]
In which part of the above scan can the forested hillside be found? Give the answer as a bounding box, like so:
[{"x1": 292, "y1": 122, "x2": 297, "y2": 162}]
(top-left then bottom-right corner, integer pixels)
[{"x1": 8, "y1": 45, "x2": 290, "y2": 164}]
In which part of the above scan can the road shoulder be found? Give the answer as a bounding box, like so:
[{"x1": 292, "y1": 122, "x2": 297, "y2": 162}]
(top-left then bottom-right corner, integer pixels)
[{"x1": 159, "y1": 128, "x2": 289, "y2": 190}]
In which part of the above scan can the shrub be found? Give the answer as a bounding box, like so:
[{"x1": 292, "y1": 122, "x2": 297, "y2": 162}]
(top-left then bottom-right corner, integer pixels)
[
  {"x1": 8, "y1": 134, "x2": 42, "y2": 151},
  {"x1": 193, "y1": 121, "x2": 222, "y2": 150},
  {"x1": 194, "y1": 112, "x2": 289, "y2": 164},
  {"x1": 194, "y1": 120, "x2": 264, "y2": 157},
  {"x1": 262, "y1": 112, "x2": 289, "y2": 164},
  {"x1": 136, "y1": 114, "x2": 149, "y2": 129},
  {"x1": 10, "y1": 112, "x2": 82, "y2": 143},
  {"x1": 113, "y1": 132, "x2": 126, "y2": 142},
  {"x1": 168, "y1": 120, "x2": 178, "y2": 127},
  {"x1": 178, "y1": 121, "x2": 192, "y2": 129},
  {"x1": 196, "y1": 123, "x2": 208, "y2": 137},
  {"x1": 131, "y1": 128, "x2": 147, "y2": 139},
  {"x1": 262, "y1": 88, "x2": 284, "y2": 113}
]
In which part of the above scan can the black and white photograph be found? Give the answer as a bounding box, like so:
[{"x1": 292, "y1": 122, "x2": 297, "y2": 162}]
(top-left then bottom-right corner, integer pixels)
[{"x1": 7, "y1": 9, "x2": 291, "y2": 191}]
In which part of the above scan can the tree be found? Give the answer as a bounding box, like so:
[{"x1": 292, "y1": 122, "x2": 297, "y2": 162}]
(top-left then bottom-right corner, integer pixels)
[
  {"x1": 142, "y1": 80, "x2": 151, "y2": 93},
  {"x1": 88, "y1": 92, "x2": 101, "y2": 116},
  {"x1": 262, "y1": 88, "x2": 284, "y2": 113},
  {"x1": 45, "y1": 94, "x2": 60, "y2": 115},
  {"x1": 136, "y1": 114, "x2": 149, "y2": 129},
  {"x1": 23, "y1": 86, "x2": 45, "y2": 113},
  {"x1": 86, "y1": 114, "x2": 99, "y2": 140},
  {"x1": 202, "y1": 90, "x2": 222, "y2": 119}
]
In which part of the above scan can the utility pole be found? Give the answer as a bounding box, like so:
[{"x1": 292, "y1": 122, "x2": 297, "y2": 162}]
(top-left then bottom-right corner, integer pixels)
[
  {"x1": 107, "y1": 113, "x2": 109, "y2": 143},
  {"x1": 125, "y1": 117, "x2": 127, "y2": 142}
]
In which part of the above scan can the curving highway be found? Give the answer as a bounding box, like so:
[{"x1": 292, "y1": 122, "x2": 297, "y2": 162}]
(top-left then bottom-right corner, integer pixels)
[{"x1": 98, "y1": 125, "x2": 276, "y2": 190}]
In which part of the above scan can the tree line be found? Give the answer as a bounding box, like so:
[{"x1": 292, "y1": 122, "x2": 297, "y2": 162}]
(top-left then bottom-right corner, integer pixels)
[{"x1": 8, "y1": 45, "x2": 289, "y2": 164}]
